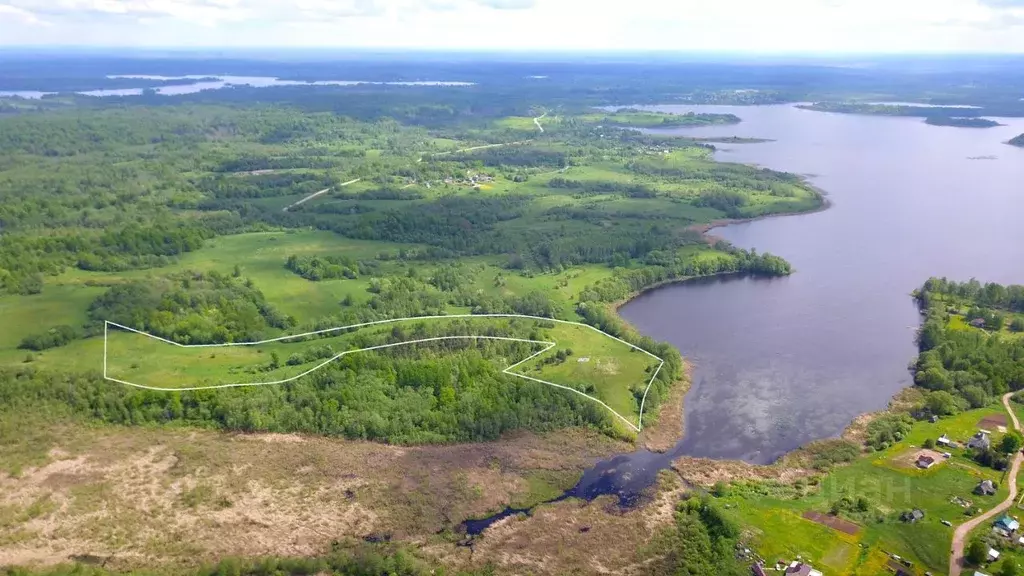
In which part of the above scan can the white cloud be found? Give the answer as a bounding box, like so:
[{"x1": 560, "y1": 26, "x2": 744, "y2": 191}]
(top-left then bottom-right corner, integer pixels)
[
  {"x1": 1, "y1": 0, "x2": 1024, "y2": 51},
  {"x1": 0, "y1": 3, "x2": 46, "y2": 25}
]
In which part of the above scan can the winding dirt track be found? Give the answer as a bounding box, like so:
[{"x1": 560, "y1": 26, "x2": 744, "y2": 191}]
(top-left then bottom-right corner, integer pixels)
[{"x1": 949, "y1": 392, "x2": 1022, "y2": 576}]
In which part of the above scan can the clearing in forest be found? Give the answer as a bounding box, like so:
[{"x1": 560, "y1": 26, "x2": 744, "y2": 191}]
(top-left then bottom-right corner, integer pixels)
[{"x1": 103, "y1": 314, "x2": 664, "y2": 433}]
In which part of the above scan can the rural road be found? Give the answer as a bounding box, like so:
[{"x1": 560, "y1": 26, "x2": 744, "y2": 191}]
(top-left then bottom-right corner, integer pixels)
[
  {"x1": 282, "y1": 178, "x2": 360, "y2": 212},
  {"x1": 949, "y1": 392, "x2": 1023, "y2": 576},
  {"x1": 534, "y1": 111, "x2": 547, "y2": 133}
]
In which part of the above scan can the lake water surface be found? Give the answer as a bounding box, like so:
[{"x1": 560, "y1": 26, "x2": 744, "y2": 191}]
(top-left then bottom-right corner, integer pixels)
[
  {"x1": 466, "y1": 106, "x2": 1024, "y2": 529},
  {"x1": 618, "y1": 104, "x2": 1024, "y2": 465},
  {"x1": 0, "y1": 75, "x2": 474, "y2": 99}
]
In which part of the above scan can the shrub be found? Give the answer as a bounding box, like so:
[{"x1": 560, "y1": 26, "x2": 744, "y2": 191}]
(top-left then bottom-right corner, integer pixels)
[{"x1": 18, "y1": 325, "x2": 80, "y2": 351}]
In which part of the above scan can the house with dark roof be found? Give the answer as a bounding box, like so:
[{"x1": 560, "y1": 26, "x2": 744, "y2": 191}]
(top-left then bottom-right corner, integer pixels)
[
  {"x1": 917, "y1": 455, "x2": 936, "y2": 469},
  {"x1": 976, "y1": 480, "x2": 997, "y2": 496},
  {"x1": 969, "y1": 431, "x2": 992, "y2": 450},
  {"x1": 901, "y1": 509, "x2": 925, "y2": 523}
]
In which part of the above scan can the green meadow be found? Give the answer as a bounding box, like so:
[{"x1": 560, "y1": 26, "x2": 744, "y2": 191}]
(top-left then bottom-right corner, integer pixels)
[{"x1": 722, "y1": 407, "x2": 1012, "y2": 575}]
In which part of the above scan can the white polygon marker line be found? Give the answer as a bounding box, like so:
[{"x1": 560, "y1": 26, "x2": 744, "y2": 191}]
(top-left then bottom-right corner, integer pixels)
[{"x1": 102, "y1": 314, "x2": 666, "y2": 431}]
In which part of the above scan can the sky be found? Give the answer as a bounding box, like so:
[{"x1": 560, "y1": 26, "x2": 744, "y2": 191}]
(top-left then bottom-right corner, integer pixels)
[{"x1": 1, "y1": 0, "x2": 1024, "y2": 53}]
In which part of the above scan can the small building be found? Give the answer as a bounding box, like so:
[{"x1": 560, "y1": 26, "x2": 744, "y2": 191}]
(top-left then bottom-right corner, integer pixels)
[
  {"x1": 937, "y1": 434, "x2": 951, "y2": 446},
  {"x1": 970, "y1": 318, "x2": 987, "y2": 328},
  {"x1": 969, "y1": 431, "x2": 992, "y2": 450},
  {"x1": 751, "y1": 563, "x2": 768, "y2": 576},
  {"x1": 975, "y1": 571, "x2": 992, "y2": 576},
  {"x1": 995, "y1": 514, "x2": 1020, "y2": 532},
  {"x1": 931, "y1": 415, "x2": 940, "y2": 423},
  {"x1": 901, "y1": 509, "x2": 925, "y2": 523},
  {"x1": 976, "y1": 480, "x2": 997, "y2": 496},
  {"x1": 785, "y1": 562, "x2": 823, "y2": 576},
  {"x1": 988, "y1": 547, "x2": 1000, "y2": 561},
  {"x1": 917, "y1": 455, "x2": 936, "y2": 469}
]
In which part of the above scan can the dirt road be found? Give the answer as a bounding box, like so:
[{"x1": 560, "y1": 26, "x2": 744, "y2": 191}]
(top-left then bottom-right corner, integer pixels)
[
  {"x1": 282, "y1": 178, "x2": 360, "y2": 212},
  {"x1": 949, "y1": 392, "x2": 1022, "y2": 576},
  {"x1": 534, "y1": 111, "x2": 547, "y2": 133}
]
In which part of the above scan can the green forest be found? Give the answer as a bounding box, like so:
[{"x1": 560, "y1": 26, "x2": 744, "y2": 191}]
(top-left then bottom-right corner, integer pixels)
[
  {"x1": 0, "y1": 61, "x2": 835, "y2": 576},
  {"x1": 0, "y1": 87, "x2": 821, "y2": 446},
  {"x1": 914, "y1": 278, "x2": 1024, "y2": 416}
]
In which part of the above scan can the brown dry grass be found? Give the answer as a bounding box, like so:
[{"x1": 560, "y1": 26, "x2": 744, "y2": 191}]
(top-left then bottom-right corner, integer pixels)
[
  {"x1": 671, "y1": 455, "x2": 811, "y2": 487},
  {"x1": 0, "y1": 423, "x2": 635, "y2": 573}
]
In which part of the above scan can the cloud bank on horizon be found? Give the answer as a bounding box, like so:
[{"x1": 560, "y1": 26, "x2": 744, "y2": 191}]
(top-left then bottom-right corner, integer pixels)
[{"x1": 0, "y1": 0, "x2": 1023, "y2": 52}]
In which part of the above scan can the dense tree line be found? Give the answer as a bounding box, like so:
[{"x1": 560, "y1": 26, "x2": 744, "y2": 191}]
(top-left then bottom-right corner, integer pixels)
[
  {"x1": 920, "y1": 277, "x2": 1024, "y2": 313},
  {"x1": 450, "y1": 147, "x2": 568, "y2": 168},
  {"x1": 19, "y1": 325, "x2": 80, "y2": 351},
  {"x1": 546, "y1": 178, "x2": 658, "y2": 198},
  {"x1": 644, "y1": 496, "x2": 746, "y2": 576},
  {"x1": 88, "y1": 271, "x2": 294, "y2": 344},
  {"x1": 285, "y1": 254, "x2": 365, "y2": 281},
  {"x1": 913, "y1": 278, "x2": 1024, "y2": 416},
  {"x1": 196, "y1": 173, "x2": 341, "y2": 199},
  {"x1": 0, "y1": 340, "x2": 617, "y2": 444},
  {"x1": 1, "y1": 221, "x2": 216, "y2": 295}
]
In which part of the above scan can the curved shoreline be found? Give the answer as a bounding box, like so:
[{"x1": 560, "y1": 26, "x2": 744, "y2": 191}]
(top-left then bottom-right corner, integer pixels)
[{"x1": 607, "y1": 179, "x2": 892, "y2": 465}]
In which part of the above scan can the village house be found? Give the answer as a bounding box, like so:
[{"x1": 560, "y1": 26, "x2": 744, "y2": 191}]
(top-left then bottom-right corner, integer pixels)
[
  {"x1": 988, "y1": 547, "x2": 1000, "y2": 562},
  {"x1": 901, "y1": 509, "x2": 925, "y2": 523},
  {"x1": 970, "y1": 318, "x2": 988, "y2": 328},
  {"x1": 785, "y1": 562, "x2": 823, "y2": 576},
  {"x1": 916, "y1": 454, "x2": 936, "y2": 469},
  {"x1": 995, "y1": 514, "x2": 1020, "y2": 533},
  {"x1": 976, "y1": 480, "x2": 997, "y2": 496},
  {"x1": 937, "y1": 434, "x2": 951, "y2": 446},
  {"x1": 969, "y1": 431, "x2": 992, "y2": 450}
]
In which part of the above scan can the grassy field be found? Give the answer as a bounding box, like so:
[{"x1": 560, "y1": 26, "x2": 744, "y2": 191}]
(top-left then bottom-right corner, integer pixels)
[
  {"x1": 720, "y1": 407, "x2": 1013, "y2": 575},
  {"x1": 99, "y1": 316, "x2": 661, "y2": 433}
]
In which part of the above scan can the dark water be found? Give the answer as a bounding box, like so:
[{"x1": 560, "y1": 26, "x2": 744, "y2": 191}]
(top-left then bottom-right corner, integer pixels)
[
  {"x1": 619, "y1": 104, "x2": 1024, "y2": 465},
  {"x1": 463, "y1": 105, "x2": 1024, "y2": 532},
  {"x1": 461, "y1": 451, "x2": 663, "y2": 536}
]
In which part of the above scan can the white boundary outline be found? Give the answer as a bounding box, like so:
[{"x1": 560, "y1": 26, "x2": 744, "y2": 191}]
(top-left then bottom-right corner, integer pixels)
[{"x1": 102, "y1": 314, "x2": 665, "y2": 432}]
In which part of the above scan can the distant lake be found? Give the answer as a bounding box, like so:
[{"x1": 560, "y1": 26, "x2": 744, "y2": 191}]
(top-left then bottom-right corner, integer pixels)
[
  {"x1": 618, "y1": 104, "x2": 1024, "y2": 464},
  {"x1": 867, "y1": 101, "x2": 982, "y2": 108},
  {"x1": 0, "y1": 75, "x2": 475, "y2": 99}
]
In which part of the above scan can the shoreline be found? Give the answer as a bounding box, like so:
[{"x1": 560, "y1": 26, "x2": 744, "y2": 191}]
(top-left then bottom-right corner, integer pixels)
[{"x1": 605, "y1": 178, "x2": 917, "y2": 466}]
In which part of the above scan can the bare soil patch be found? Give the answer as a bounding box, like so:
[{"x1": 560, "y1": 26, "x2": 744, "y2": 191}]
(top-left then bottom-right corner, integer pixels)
[
  {"x1": 891, "y1": 448, "x2": 946, "y2": 470},
  {"x1": 802, "y1": 511, "x2": 861, "y2": 535},
  {"x1": 979, "y1": 414, "x2": 1008, "y2": 430}
]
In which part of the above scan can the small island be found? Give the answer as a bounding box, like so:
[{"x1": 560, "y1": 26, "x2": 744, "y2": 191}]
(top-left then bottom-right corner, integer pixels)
[
  {"x1": 583, "y1": 108, "x2": 741, "y2": 128},
  {"x1": 799, "y1": 102, "x2": 1004, "y2": 128},
  {"x1": 924, "y1": 116, "x2": 1002, "y2": 128},
  {"x1": 1009, "y1": 133, "x2": 1024, "y2": 147}
]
